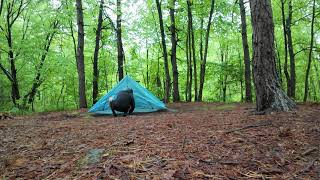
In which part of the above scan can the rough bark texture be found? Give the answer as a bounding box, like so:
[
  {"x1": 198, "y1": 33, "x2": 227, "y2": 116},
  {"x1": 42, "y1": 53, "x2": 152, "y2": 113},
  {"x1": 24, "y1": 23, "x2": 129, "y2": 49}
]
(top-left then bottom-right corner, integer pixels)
[
  {"x1": 92, "y1": 0, "x2": 104, "y2": 104},
  {"x1": 239, "y1": 0, "x2": 252, "y2": 103},
  {"x1": 169, "y1": 0, "x2": 180, "y2": 102},
  {"x1": 155, "y1": 0, "x2": 171, "y2": 103},
  {"x1": 116, "y1": 0, "x2": 124, "y2": 81},
  {"x1": 303, "y1": 0, "x2": 316, "y2": 102},
  {"x1": 76, "y1": 0, "x2": 87, "y2": 108},
  {"x1": 250, "y1": 0, "x2": 295, "y2": 112},
  {"x1": 198, "y1": 0, "x2": 215, "y2": 102}
]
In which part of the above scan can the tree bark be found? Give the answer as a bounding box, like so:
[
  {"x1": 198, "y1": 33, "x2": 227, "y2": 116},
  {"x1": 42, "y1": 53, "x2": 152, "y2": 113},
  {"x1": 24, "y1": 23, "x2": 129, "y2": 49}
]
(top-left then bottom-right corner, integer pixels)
[
  {"x1": 280, "y1": 0, "x2": 290, "y2": 96},
  {"x1": 250, "y1": 0, "x2": 295, "y2": 111},
  {"x1": 146, "y1": 48, "x2": 149, "y2": 89},
  {"x1": 239, "y1": 0, "x2": 252, "y2": 102},
  {"x1": 187, "y1": 13, "x2": 192, "y2": 102},
  {"x1": 187, "y1": 0, "x2": 197, "y2": 101},
  {"x1": 116, "y1": 0, "x2": 124, "y2": 81},
  {"x1": 303, "y1": 0, "x2": 316, "y2": 102},
  {"x1": 169, "y1": 0, "x2": 180, "y2": 102},
  {"x1": 198, "y1": 0, "x2": 215, "y2": 101},
  {"x1": 185, "y1": 34, "x2": 189, "y2": 101},
  {"x1": 155, "y1": 0, "x2": 171, "y2": 103},
  {"x1": 92, "y1": 0, "x2": 104, "y2": 104},
  {"x1": 76, "y1": 0, "x2": 87, "y2": 108},
  {"x1": 287, "y1": 0, "x2": 295, "y2": 99}
]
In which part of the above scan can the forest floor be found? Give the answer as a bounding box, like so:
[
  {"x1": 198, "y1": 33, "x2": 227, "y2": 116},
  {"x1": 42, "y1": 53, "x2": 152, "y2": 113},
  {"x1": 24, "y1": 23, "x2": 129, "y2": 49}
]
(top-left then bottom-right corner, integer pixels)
[{"x1": 0, "y1": 102, "x2": 319, "y2": 179}]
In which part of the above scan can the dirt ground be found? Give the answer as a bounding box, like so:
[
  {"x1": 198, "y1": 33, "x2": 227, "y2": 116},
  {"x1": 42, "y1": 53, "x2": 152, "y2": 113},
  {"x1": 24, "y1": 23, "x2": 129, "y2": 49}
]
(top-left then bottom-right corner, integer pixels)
[{"x1": 0, "y1": 103, "x2": 319, "y2": 179}]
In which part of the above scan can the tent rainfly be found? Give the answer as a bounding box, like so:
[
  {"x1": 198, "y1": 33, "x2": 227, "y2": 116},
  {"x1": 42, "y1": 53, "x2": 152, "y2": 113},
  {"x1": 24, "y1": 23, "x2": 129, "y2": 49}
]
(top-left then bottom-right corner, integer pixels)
[{"x1": 88, "y1": 75, "x2": 167, "y2": 115}]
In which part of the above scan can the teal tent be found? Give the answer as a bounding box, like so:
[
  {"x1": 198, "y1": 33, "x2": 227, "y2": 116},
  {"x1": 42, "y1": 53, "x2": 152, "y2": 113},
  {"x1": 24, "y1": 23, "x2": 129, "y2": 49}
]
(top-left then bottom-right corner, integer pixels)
[{"x1": 88, "y1": 75, "x2": 167, "y2": 115}]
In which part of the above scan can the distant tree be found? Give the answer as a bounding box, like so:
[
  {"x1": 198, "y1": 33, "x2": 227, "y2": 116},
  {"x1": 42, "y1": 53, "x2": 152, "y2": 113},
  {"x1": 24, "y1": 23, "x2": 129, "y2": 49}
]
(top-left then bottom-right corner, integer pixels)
[
  {"x1": 303, "y1": 0, "x2": 316, "y2": 102},
  {"x1": 287, "y1": 0, "x2": 296, "y2": 99},
  {"x1": 250, "y1": 0, "x2": 295, "y2": 111},
  {"x1": 92, "y1": 0, "x2": 104, "y2": 104},
  {"x1": 281, "y1": 0, "x2": 296, "y2": 98},
  {"x1": 169, "y1": 0, "x2": 180, "y2": 102},
  {"x1": 0, "y1": 0, "x2": 30, "y2": 106},
  {"x1": 155, "y1": 0, "x2": 171, "y2": 103},
  {"x1": 198, "y1": 0, "x2": 215, "y2": 102},
  {"x1": 23, "y1": 20, "x2": 59, "y2": 108},
  {"x1": 187, "y1": 0, "x2": 198, "y2": 101},
  {"x1": 116, "y1": 0, "x2": 124, "y2": 81},
  {"x1": 75, "y1": 0, "x2": 87, "y2": 108},
  {"x1": 239, "y1": 0, "x2": 252, "y2": 102}
]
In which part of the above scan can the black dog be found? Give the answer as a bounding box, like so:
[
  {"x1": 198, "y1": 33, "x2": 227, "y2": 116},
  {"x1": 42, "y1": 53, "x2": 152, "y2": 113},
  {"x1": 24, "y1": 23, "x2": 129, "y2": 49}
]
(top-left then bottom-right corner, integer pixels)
[{"x1": 108, "y1": 89, "x2": 135, "y2": 117}]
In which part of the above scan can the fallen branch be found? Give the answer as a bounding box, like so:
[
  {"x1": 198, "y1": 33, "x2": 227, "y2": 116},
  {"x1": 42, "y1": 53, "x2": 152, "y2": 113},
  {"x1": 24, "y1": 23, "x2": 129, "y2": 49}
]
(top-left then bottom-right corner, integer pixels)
[{"x1": 224, "y1": 120, "x2": 272, "y2": 134}]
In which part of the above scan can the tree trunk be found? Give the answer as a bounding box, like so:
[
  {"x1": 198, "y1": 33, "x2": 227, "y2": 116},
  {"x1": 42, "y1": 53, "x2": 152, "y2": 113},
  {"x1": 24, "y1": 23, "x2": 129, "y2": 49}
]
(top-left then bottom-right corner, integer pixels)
[
  {"x1": 198, "y1": 0, "x2": 215, "y2": 101},
  {"x1": 76, "y1": 0, "x2": 87, "y2": 108},
  {"x1": 169, "y1": 0, "x2": 180, "y2": 102},
  {"x1": 287, "y1": 0, "x2": 295, "y2": 99},
  {"x1": 220, "y1": 48, "x2": 228, "y2": 102},
  {"x1": 280, "y1": 0, "x2": 290, "y2": 96},
  {"x1": 185, "y1": 35, "x2": 189, "y2": 101},
  {"x1": 146, "y1": 48, "x2": 149, "y2": 89},
  {"x1": 187, "y1": 17, "x2": 192, "y2": 102},
  {"x1": 239, "y1": 52, "x2": 244, "y2": 101},
  {"x1": 239, "y1": 0, "x2": 252, "y2": 102},
  {"x1": 0, "y1": 0, "x2": 4, "y2": 16},
  {"x1": 187, "y1": 0, "x2": 197, "y2": 101},
  {"x1": 23, "y1": 20, "x2": 59, "y2": 106},
  {"x1": 155, "y1": 0, "x2": 171, "y2": 103},
  {"x1": 116, "y1": 0, "x2": 125, "y2": 81},
  {"x1": 275, "y1": 39, "x2": 283, "y2": 85},
  {"x1": 303, "y1": 0, "x2": 316, "y2": 102},
  {"x1": 250, "y1": 0, "x2": 295, "y2": 112},
  {"x1": 8, "y1": 28, "x2": 20, "y2": 105},
  {"x1": 92, "y1": 0, "x2": 104, "y2": 104}
]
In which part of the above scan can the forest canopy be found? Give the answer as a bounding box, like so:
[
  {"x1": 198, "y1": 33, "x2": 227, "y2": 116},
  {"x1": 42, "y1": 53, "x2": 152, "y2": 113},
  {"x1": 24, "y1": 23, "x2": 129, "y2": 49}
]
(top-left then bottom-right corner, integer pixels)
[{"x1": 0, "y1": 0, "x2": 319, "y2": 112}]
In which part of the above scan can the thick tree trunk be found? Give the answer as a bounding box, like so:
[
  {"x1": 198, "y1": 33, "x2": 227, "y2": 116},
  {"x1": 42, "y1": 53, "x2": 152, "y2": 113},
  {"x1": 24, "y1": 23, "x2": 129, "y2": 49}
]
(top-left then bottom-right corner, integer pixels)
[
  {"x1": 92, "y1": 0, "x2": 104, "y2": 104},
  {"x1": 287, "y1": 0, "x2": 295, "y2": 99},
  {"x1": 76, "y1": 0, "x2": 87, "y2": 108},
  {"x1": 250, "y1": 0, "x2": 295, "y2": 112},
  {"x1": 198, "y1": 0, "x2": 215, "y2": 101},
  {"x1": 169, "y1": 0, "x2": 180, "y2": 102},
  {"x1": 280, "y1": 0, "x2": 290, "y2": 96},
  {"x1": 303, "y1": 0, "x2": 316, "y2": 102},
  {"x1": 187, "y1": 0, "x2": 198, "y2": 101},
  {"x1": 239, "y1": 0, "x2": 252, "y2": 102},
  {"x1": 155, "y1": 0, "x2": 171, "y2": 103},
  {"x1": 116, "y1": 0, "x2": 124, "y2": 81}
]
